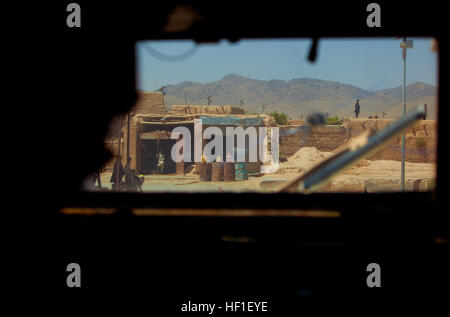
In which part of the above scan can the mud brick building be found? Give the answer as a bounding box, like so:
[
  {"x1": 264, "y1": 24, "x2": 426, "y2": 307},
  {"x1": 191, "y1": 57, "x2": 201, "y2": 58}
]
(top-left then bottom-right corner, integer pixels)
[{"x1": 105, "y1": 92, "x2": 275, "y2": 174}]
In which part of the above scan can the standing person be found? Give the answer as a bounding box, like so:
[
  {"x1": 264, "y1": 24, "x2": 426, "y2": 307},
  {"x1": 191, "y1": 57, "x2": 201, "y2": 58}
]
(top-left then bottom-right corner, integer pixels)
[
  {"x1": 110, "y1": 158, "x2": 124, "y2": 190},
  {"x1": 423, "y1": 104, "x2": 428, "y2": 120},
  {"x1": 382, "y1": 110, "x2": 386, "y2": 118},
  {"x1": 157, "y1": 150, "x2": 165, "y2": 174},
  {"x1": 353, "y1": 99, "x2": 361, "y2": 118},
  {"x1": 124, "y1": 157, "x2": 136, "y2": 189}
]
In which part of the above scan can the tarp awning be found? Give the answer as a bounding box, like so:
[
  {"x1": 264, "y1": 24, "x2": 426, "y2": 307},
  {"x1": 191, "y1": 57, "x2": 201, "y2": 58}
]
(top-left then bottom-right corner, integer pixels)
[{"x1": 199, "y1": 116, "x2": 263, "y2": 126}]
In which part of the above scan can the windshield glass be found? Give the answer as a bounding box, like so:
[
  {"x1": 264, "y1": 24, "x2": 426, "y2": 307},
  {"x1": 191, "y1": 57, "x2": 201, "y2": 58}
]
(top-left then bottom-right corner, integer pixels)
[{"x1": 83, "y1": 38, "x2": 438, "y2": 193}]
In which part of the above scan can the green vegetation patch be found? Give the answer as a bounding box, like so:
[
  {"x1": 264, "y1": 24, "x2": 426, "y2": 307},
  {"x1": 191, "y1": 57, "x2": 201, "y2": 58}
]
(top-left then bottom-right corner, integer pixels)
[
  {"x1": 325, "y1": 115, "x2": 344, "y2": 125},
  {"x1": 269, "y1": 111, "x2": 289, "y2": 125}
]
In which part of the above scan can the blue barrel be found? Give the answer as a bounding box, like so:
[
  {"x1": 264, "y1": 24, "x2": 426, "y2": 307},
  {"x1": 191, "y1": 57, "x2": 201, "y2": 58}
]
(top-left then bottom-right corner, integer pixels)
[{"x1": 235, "y1": 163, "x2": 248, "y2": 181}]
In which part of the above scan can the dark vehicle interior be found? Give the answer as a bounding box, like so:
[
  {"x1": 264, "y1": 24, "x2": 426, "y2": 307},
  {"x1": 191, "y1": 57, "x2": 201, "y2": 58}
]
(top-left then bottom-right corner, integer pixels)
[{"x1": 20, "y1": 1, "x2": 448, "y2": 314}]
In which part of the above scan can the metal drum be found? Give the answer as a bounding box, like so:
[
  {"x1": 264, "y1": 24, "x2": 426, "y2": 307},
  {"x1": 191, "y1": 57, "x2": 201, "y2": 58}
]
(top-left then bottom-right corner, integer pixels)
[
  {"x1": 176, "y1": 161, "x2": 185, "y2": 175},
  {"x1": 235, "y1": 162, "x2": 248, "y2": 181},
  {"x1": 198, "y1": 162, "x2": 211, "y2": 181},
  {"x1": 223, "y1": 162, "x2": 235, "y2": 182},
  {"x1": 211, "y1": 162, "x2": 224, "y2": 182}
]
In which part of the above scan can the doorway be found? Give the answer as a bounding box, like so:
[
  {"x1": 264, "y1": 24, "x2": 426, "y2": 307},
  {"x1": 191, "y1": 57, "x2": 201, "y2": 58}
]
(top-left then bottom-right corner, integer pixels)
[{"x1": 139, "y1": 139, "x2": 176, "y2": 174}]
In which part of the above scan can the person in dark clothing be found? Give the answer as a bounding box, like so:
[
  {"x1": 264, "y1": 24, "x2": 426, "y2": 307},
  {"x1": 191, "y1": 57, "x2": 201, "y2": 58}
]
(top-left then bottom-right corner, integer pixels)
[
  {"x1": 124, "y1": 157, "x2": 136, "y2": 189},
  {"x1": 110, "y1": 158, "x2": 124, "y2": 190},
  {"x1": 354, "y1": 99, "x2": 360, "y2": 118},
  {"x1": 423, "y1": 104, "x2": 428, "y2": 120},
  {"x1": 89, "y1": 172, "x2": 102, "y2": 187}
]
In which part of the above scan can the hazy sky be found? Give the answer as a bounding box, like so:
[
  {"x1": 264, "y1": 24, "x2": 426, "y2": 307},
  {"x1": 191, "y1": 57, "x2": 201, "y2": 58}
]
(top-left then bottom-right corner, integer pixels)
[{"x1": 136, "y1": 38, "x2": 438, "y2": 92}]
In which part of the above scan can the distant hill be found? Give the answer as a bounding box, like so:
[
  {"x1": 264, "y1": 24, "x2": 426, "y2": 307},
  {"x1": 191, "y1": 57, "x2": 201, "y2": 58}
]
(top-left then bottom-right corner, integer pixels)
[
  {"x1": 160, "y1": 74, "x2": 437, "y2": 119},
  {"x1": 376, "y1": 81, "x2": 437, "y2": 100}
]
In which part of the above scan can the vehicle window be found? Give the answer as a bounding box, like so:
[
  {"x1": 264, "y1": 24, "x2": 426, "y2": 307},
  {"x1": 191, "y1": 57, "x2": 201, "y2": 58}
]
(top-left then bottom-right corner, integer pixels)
[{"x1": 83, "y1": 38, "x2": 438, "y2": 193}]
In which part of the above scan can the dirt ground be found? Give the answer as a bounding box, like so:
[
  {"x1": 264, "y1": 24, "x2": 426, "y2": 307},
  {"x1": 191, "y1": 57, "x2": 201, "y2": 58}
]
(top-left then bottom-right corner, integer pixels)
[
  {"x1": 96, "y1": 147, "x2": 435, "y2": 193},
  {"x1": 262, "y1": 147, "x2": 436, "y2": 192}
]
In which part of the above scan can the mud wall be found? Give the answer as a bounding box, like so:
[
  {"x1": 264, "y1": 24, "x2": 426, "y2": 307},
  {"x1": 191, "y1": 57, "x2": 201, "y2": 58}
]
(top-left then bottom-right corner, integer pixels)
[{"x1": 279, "y1": 119, "x2": 437, "y2": 163}]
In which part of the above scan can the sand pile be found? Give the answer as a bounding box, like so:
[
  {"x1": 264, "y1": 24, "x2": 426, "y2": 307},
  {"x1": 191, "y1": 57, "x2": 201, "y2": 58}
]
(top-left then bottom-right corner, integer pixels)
[
  {"x1": 287, "y1": 147, "x2": 333, "y2": 163},
  {"x1": 266, "y1": 147, "x2": 436, "y2": 192},
  {"x1": 275, "y1": 147, "x2": 334, "y2": 175}
]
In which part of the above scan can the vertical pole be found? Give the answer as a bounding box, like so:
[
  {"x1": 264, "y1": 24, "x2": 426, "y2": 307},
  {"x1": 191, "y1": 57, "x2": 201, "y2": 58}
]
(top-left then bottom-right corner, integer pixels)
[
  {"x1": 157, "y1": 139, "x2": 160, "y2": 174},
  {"x1": 97, "y1": 165, "x2": 102, "y2": 188},
  {"x1": 115, "y1": 138, "x2": 121, "y2": 190},
  {"x1": 127, "y1": 112, "x2": 131, "y2": 162},
  {"x1": 401, "y1": 38, "x2": 407, "y2": 191}
]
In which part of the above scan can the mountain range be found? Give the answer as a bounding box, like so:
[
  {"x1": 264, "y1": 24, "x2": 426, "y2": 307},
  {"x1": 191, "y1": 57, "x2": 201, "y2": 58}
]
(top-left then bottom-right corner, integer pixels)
[{"x1": 160, "y1": 74, "x2": 437, "y2": 119}]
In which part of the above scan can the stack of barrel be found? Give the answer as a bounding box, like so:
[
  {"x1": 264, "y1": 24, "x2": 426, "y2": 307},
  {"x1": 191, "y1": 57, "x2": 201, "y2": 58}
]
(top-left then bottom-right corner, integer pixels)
[
  {"x1": 211, "y1": 162, "x2": 224, "y2": 182},
  {"x1": 197, "y1": 161, "x2": 240, "y2": 182},
  {"x1": 235, "y1": 162, "x2": 248, "y2": 181},
  {"x1": 223, "y1": 162, "x2": 235, "y2": 182},
  {"x1": 176, "y1": 161, "x2": 185, "y2": 175},
  {"x1": 198, "y1": 162, "x2": 211, "y2": 181}
]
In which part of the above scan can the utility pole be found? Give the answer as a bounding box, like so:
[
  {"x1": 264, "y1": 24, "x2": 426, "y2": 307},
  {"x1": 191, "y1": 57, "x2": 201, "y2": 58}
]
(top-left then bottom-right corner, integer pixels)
[{"x1": 400, "y1": 37, "x2": 413, "y2": 191}]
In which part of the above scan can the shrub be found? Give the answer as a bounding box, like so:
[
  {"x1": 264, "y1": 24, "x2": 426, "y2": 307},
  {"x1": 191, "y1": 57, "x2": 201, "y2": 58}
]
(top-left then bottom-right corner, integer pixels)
[
  {"x1": 325, "y1": 115, "x2": 343, "y2": 125},
  {"x1": 269, "y1": 111, "x2": 289, "y2": 125}
]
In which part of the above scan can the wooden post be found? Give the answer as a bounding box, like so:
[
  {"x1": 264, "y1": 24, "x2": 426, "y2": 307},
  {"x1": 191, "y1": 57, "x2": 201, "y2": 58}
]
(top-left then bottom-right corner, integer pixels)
[
  {"x1": 97, "y1": 172, "x2": 102, "y2": 188},
  {"x1": 115, "y1": 138, "x2": 121, "y2": 190},
  {"x1": 127, "y1": 112, "x2": 131, "y2": 161}
]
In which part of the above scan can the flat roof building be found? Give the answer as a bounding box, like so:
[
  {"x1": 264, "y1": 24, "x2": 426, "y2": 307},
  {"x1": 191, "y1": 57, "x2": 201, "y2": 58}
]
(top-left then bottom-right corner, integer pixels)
[{"x1": 105, "y1": 94, "x2": 275, "y2": 175}]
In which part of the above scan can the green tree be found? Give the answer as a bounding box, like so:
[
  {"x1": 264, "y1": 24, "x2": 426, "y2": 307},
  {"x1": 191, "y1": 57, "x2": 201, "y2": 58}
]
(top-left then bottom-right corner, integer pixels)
[{"x1": 269, "y1": 111, "x2": 288, "y2": 125}]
